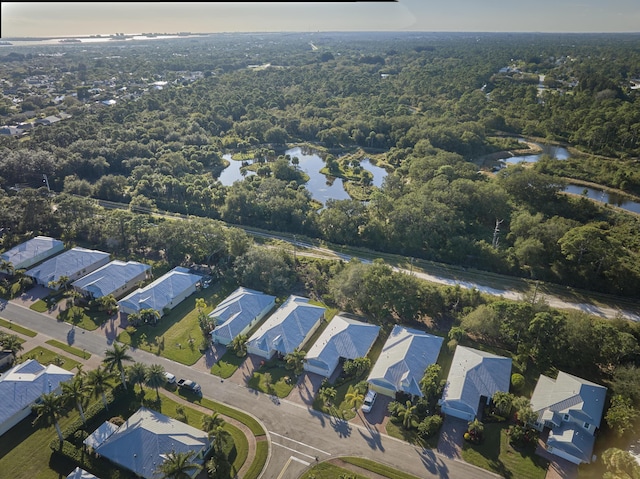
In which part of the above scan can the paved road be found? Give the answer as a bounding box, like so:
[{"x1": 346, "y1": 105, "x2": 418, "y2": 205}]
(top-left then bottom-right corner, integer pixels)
[{"x1": 0, "y1": 299, "x2": 502, "y2": 479}]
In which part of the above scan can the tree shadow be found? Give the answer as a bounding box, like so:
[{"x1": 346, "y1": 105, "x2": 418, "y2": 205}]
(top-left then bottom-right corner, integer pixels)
[
  {"x1": 416, "y1": 447, "x2": 450, "y2": 479},
  {"x1": 329, "y1": 415, "x2": 352, "y2": 438},
  {"x1": 357, "y1": 420, "x2": 385, "y2": 451}
]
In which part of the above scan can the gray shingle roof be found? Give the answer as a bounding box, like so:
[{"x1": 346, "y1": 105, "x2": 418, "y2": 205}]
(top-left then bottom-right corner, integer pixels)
[
  {"x1": 305, "y1": 314, "x2": 380, "y2": 376},
  {"x1": 209, "y1": 287, "x2": 276, "y2": 343},
  {"x1": 367, "y1": 325, "x2": 444, "y2": 397},
  {"x1": 93, "y1": 407, "x2": 210, "y2": 479},
  {"x1": 247, "y1": 295, "x2": 325, "y2": 356},
  {"x1": 71, "y1": 260, "x2": 151, "y2": 298}
]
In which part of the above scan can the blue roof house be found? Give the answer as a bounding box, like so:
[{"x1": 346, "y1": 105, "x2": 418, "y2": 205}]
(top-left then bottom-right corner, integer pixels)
[
  {"x1": 72, "y1": 260, "x2": 151, "y2": 299},
  {"x1": 210, "y1": 287, "x2": 276, "y2": 346},
  {"x1": 0, "y1": 236, "x2": 64, "y2": 272},
  {"x1": 117, "y1": 267, "x2": 201, "y2": 317},
  {"x1": 367, "y1": 325, "x2": 443, "y2": 398},
  {"x1": 246, "y1": 295, "x2": 325, "y2": 360},
  {"x1": 304, "y1": 314, "x2": 380, "y2": 378},
  {"x1": 25, "y1": 247, "x2": 111, "y2": 289}
]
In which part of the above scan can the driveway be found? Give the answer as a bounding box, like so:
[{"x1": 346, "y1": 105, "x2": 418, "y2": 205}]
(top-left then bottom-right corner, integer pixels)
[{"x1": 437, "y1": 416, "x2": 468, "y2": 459}]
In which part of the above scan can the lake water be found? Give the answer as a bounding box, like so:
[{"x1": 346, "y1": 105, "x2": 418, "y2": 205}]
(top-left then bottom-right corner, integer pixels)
[
  {"x1": 563, "y1": 184, "x2": 640, "y2": 214},
  {"x1": 217, "y1": 148, "x2": 388, "y2": 205},
  {"x1": 502, "y1": 139, "x2": 570, "y2": 165}
]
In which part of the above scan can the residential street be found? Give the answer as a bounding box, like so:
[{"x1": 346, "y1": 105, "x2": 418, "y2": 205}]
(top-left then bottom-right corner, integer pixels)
[{"x1": 0, "y1": 298, "x2": 503, "y2": 479}]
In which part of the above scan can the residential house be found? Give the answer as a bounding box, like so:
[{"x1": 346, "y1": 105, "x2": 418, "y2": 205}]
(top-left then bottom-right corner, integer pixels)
[
  {"x1": 367, "y1": 325, "x2": 443, "y2": 398},
  {"x1": 0, "y1": 236, "x2": 64, "y2": 272},
  {"x1": 304, "y1": 314, "x2": 380, "y2": 378},
  {"x1": 209, "y1": 287, "x2": 276, "y2": 346},
  {"x1": 117, "y1": 266, "x2": 201, "y2": 317},
  {"x1": 438, "y1": 345, "x2": 512, "y2": 421},
  {"x1": 530, "y1": 371, "x2": 607, "y2": 465},
  {"x1": 0, "y1": 359, "x2": 74, "y2": 436},
  {"x1": 66, "y1": 467, "x2": 99, "y2": 479},
  {"x1": 72, "y1": 260, "x2": 151, "y2": 300},
  {"x1": 88, "y1": 407, "x2": 212, "y2": 479},
  {"x1": 25, "y1": 247, "x2": 111, "y2": 289},
  {"x1": 246, "y1": 295, "x2": 325, "y2": 360}
]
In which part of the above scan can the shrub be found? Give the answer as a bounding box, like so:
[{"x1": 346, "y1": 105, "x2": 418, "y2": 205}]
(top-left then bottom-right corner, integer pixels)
[
  {"x1": 511, "y1": 373, "x2": 525, "y2": 392},
  {"x1": 417, "y1": 415, "x2": 443, "y2": 439}
]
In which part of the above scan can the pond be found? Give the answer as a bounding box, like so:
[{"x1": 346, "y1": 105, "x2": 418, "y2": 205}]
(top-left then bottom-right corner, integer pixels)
[
  {"x1": 217, "y1": 147, "x2": 388, "y2": 205},
  {"x1": 501, "y1": 139, "x2": 570, "y2": 165},
  {"x1": 563, "y1": 184, "x2": 640, "y2": 215}
]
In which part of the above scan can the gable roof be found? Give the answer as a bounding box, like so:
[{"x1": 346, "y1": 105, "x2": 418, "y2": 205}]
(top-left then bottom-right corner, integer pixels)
[
  {"x1": 66, "y1": 467, "x2": 100, "y2": 479},
  {"x1": 117, "y1": 267, "x2": 200, "y2": 314},
  {"x1": 0, "y1": 236, "x2": 64, "y2": 270},
  {"x1": 531, "y1": 371, "x2": 607, "y2": 429},
  {"x1": 305, "y1": 314, "x2": 380, "y2": 376},
  {"x1": 367, "y1": 325, "x2": 443, "y2": 397},
  {"x1": 25, "y1": 247, "x2": 110, "y2": 285},
  {"x1": 440, "y1": 346, "x2": 512, "y2": 417},
  {"x1": 547, "y1": 422, "x2": 596, "y2": 463},
  {"x1": 209, "y1": 287, "x2": 276, "y2": 343},
  {"x1": 94, "y1": 407, "x2": 210, "y2": 479},
  {"x1": 0, "y1": 360, "x2": 74, "y2": 428},
  {"x1": 247, "y1": 295, "x2": 325, "y2": 356},
  {"x1": 72, "y1": 260, "x2": 151, "y2": 298}
]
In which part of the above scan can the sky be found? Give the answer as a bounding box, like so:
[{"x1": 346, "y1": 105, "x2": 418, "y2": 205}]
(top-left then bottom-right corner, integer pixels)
[{"x1": 2, "y1": 1, "x2": 640, "y2": 38}]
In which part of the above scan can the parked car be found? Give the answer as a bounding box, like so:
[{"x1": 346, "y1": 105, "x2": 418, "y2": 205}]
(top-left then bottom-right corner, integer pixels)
[
  {"x1": 177, "y1": 378, "x2": 201, "y2": 394},
  {"x1": 361, "y1": 389, "x2": 377, "y2": 413},
  {"x1": 164, "y1": 372, "x2": 176, "y2": 384}
]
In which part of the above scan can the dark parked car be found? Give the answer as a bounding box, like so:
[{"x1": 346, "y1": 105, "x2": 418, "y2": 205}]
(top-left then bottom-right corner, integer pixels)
[{"x1": 177, "y1": 378, "x2": 201, "y2": 394}]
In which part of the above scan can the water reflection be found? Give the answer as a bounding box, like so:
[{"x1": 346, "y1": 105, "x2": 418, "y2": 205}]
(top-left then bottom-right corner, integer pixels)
[{"x1": 564, "y1": 184, "x2": 640, "y2": 214}]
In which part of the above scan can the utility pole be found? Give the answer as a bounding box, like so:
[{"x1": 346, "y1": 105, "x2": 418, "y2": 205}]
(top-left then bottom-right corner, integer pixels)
[{"x1": 42, "y1": 174, "x2": 50, "y2": 192}]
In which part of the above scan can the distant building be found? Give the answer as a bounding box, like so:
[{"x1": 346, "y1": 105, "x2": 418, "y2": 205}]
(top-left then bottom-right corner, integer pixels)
[{"x1": 0, "y1": 236, "x2": 64, "y2": 272}]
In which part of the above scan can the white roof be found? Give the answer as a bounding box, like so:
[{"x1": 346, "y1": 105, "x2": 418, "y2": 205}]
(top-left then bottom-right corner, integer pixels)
[
  {"x1": 117, "y1": 267, "x2": 200, "y2": 314},
  {"x1": 209, "y1": 287, "x2": 275, "y2": 343},
  {"x1": 94, "y1": 407, "x2": 209, "y2": 479},
  {"x1": 367, "y1": 325, "x2": 443, "y2": 397},
  {"x1": 247, "y1": 295, "x2": 325, "y2": 356},
  {"x1": 305, "y1": 314, "x2": 380, "y2": 376},
  {"x1": 66, "y1": 467, "x2": 100, "y2": 479},
  {"x1": 25, "y1": 247, "x2": 110, "y2": 285},
  {"x1": 83, "y1": 420, "x2": 119, "y2": 449},
  {"x1": 1, "y1": 236, "x2": 64, "y2": 269},
  {"x1": 72, "y1": 260, "x2": 151, "y2": 298},
  {"x1": 0, "y1": 360, "x2": 74, "y2": 428},
  {"x1": 440, "y1": 345, "x2": 512, "y2": 417}
]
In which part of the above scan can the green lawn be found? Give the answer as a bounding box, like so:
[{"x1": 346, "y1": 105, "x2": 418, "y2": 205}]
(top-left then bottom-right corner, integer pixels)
[
  {"x1": 117, "y1": 279, "x2": 237, "y2": 365},
  {"x1": 342, "y1": 457, "x2": 423, "y2": 479},
  {"x1": 29, "y1": 299, "x2": 49, "y2": 313},
  {"x1": 211, "y1": 349, "x2": 246, "y2": 378},
  {"x1": 45, "y1": 339, "x2": 91, "y2": 359},
  {"x1": 247, "y1": 359, "x2": 296, "y2": 398},
  {"x1": 0, "y1": 317, "x2": 38, "y2": 337},
  {"x1": 300, "y1": 462, "x2": 369, "y2": 479},
  {"x1": 20, "y1": 346, "x2": 80, "y2": 371},
  {"x1": 57, "y1": 304, "x2": 109, "y2": 331},
  {"x1": 461, "y1": 423, "x2": 549, "y2": 479}
]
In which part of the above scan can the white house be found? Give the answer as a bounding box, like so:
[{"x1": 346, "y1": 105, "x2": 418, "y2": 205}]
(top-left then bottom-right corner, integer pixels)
[
  {"x1": 246, "y1": 295, "x2": 325, "y2": 360},
  {"x1": 530, "y1": 371, "x2": 607, "y2": 464},
  {"x1": 117, "y1": 266, "x2": 201, "y2": 317},
  {"x1": 66, "y1": 467, "x2": 100, "y2": 479},
  {"x1": 89, "y1": 407, "x2": 211, "y2": 479},
  {"x1": 209, "y1": 287, "x2": 276, "y2": 346},
  {"x1": 438, "y1": 345, "x2": 512, "y2": 421},
  {"x1": 367, "y1": 325, "x2": 443, "y2": 398},
  {"x1": 71, "y1": 260, "x2": 151, "y2": 300},
  {"x1": 1, "y1": 236, "x2": 65, "y2": 272},
  {"x1": 304, "y1": 314, "x2": 380, "y2": 378},
  {"x1": 25, "y1": 247, "x2": 111, "y2": 288},
  {"x1": 0, "y1": 359, "x2": 74, "y2": 436}
]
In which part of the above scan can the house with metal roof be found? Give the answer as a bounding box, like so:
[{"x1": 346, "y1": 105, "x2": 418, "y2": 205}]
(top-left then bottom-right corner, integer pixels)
[
  {"x1": 0, "y1": 359, "x2": 74, "y2": 436},
  {"x1": 1, "y1": 236, "x2": 64, "y2": 272},
  {"x1": 117, "y1": 267, "x2": 201, "y2": 317},
  {"x1": 530, "y1": 371, "x2": 607, "y2": 464},
  {"x1": 246, "y1": 295, "x2": 325, "y2": 360},
  {"x1": 209, "y1": 287, "x2": 276, "y2": 346},
  {"x1": 90, "y1": 407, "x2": 211, "y2": 479},
  {"x1": 304, "y1": 314, "x2": 380, "y2": 378},
  {"x1": 367, "y1": 325, "x2": 443, "y2": 398},
  {"x1": 72, "y1": 260, "x2": 151, "y2": 300},
  {"x1": 25, "y1": 247, "x2": 110, "y2": 289},
  {"x1": 66, "y1": 467, "x2": 100, "y2": 479},
  {"x1": 438, "y1": 345, "x2": 512, "y2": 421}
]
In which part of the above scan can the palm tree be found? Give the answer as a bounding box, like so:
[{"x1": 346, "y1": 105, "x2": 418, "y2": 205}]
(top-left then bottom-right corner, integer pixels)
[
  {"x1": 211, "y1": 425, "x2": 231, "y2": 455},
  {"x1": 492, "y1": 391, "x2": 514, "y2": 417},
  {"x1": 103, "y1": 342, "x2": 133, "y2": 390},
  {"x1": 318, "y1": 386, "x2": 337, "y2": 408},
  {"x1": 0, "y1": 259, "x2": 14, "y2": 276},
  {"x1": 87, "y1": 365, "x2": 115, "y2": 410},
  {"x1": 145, "y1": 363, "x2": 167, "y2": 400},
  {"x1": 345, "y1": 387, "x2": 365, "y2": 412},
  {"x1": 467, "y1": 418, "x2": 484, "y2": 439},
  {"x1": 284, "y1": 348, "x2": 306, "y2": 376},
  {"x1": 10, "y1": 269, "x2": 32, "y2": 299},
  {"x1": 201, "y1": 412, "x2": 225, "y2": 438},
  {"x1": 127, "y1": 362, "x2": 148, "y2": 394},
  {"x1": 155, "y1": 450, "x2": 202, "y2": 479},
  {"x1": 61, "y1": 376, "x2": 89, "y2": 425},
  {"x1": 396, "y1": 400, "x2": 419, "y2": 430},
  {"x1": 97, "y1": 294, "x2": 118, "y2": 315},
  {"x1": 0, "y1": 333, "x2": 24, "y2": 356},
  {"x1": 32, "y1": 392, "x2": 66, "y2": 442},
  {"x1": 231, "y1": 334, "x2": 248, "y2": 357}
]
